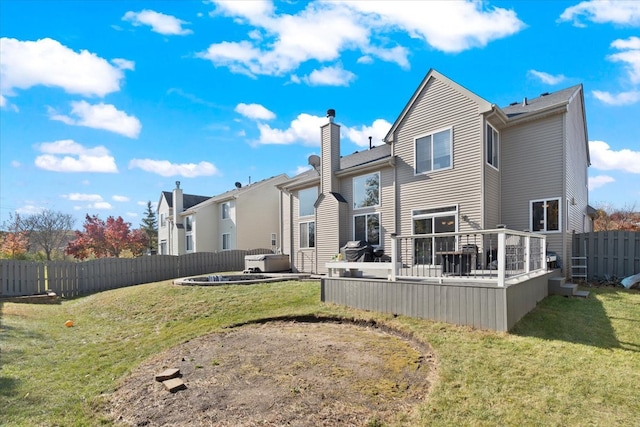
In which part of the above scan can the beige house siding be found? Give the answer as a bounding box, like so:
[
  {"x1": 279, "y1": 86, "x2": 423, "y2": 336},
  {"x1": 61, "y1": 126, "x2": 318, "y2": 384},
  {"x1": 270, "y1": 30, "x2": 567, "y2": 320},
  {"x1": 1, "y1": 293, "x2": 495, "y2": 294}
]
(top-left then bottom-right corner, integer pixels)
[
  {"x1": 391, "y1": 77, "x2": 484, "y2": 237},
  {"x1": 501, "y1": 113, "x2": 564, "y2": 257},
  {"x1": 315, "y1": 196, "x2": 341, "y2": 274},
  {"x1": 236, "y1": 179, "x2": 285, "y2": 250},
  {"x1": 157, "y1": 196, "x2": 171, "y2": 254},
  {"x1": 281, "y1": 191, "x2": 292, "y2": 257},
  {"x1": 191, "y1": 203, "x2": 217, "y2": 253}
]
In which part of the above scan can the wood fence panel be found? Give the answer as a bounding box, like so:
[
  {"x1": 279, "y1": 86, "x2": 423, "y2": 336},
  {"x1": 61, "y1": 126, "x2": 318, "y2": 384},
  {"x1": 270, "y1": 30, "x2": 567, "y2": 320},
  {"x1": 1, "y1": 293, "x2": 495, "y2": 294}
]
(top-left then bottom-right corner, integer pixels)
[
  {"x1": 573, "y1": 231, "x2": 640, "y2": 279},
  {"x1": 0, "y1": 260, "x2": 44, "y2": 296}
]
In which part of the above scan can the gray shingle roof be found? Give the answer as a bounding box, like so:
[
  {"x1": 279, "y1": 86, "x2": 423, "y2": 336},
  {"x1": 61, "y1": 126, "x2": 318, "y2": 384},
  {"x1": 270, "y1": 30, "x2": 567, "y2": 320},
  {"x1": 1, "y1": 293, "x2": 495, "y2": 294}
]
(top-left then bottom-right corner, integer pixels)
[
  {"x1": 501, "y1": 85, "x2": 581, "y2": 117},
  {"x1": 161, "y1": 191, "x2": 210, "y2": 209},
  {"x1": 340, "y1": 143, "x2": 391, "y2": 169}
]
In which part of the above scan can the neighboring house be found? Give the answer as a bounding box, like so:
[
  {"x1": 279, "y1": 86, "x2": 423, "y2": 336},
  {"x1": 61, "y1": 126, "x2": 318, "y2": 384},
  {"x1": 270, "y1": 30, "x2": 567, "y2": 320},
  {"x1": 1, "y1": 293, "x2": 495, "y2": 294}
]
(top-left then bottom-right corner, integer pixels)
[
  {"x1": 279, "y1": 69, "x2": 590, "y2": 276},
  {"x1": 157, "y1": 174, "x2": 289, "y2": 255}
]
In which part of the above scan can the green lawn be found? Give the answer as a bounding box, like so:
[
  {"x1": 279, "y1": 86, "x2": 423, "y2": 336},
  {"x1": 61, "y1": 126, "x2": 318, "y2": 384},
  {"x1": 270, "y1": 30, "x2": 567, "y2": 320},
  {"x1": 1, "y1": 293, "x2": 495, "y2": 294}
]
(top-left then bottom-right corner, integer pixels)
[{"x1": 1, "y1": 281, "x2": 638, "y2": 426}]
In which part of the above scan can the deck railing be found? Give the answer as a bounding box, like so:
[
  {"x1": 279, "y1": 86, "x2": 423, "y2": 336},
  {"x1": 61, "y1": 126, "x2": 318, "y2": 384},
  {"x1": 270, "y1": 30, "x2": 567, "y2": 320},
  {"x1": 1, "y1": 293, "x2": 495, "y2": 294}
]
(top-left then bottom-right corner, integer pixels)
[{"x1": 389, "y1": 229, "x2": 547, "y2": 286}]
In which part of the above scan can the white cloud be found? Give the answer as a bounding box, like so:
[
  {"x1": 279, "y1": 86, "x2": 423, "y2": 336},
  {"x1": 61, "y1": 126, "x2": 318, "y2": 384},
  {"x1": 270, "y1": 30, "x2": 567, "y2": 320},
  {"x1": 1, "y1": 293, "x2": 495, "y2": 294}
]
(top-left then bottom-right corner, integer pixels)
[
  {"x1": 528, "y1": 70, "x2": 566, "y2": 85},
  {"x1": 11, "y1": 160, "x2": 21, "y2": 168},
  {"x1": 62, "y1": 193, "x2": 103, "y2": 202},
  {"x1": 300, "y1": 65, "x2": 356, "y2": 87},
  {"x1": 202, "y1": 1, "x2": 522, "y2": 78},
  {"x1": 126, "y1": 212, "x2": 139, "y2": 218},
  {"x1": 112, "y1": 195, "x2": 130, "y2": 202},
  {"x1": 137, "y1": 201, "x2": 147, "y2": 206},
  {"x1": 0, "y1": 37, "x2": 128, "y2": 100},
  {"x1": 112, "y1": 58, "x2": 135, "y2": 71},
  {"x1": 608, "y1": 36, "x2": 640, "y2": 84},
  {"x1": 129, "y1": 159, "x2": 221, "y2": 177},
  {"x1": 123, "y1": 10, "x2": 192, "y2": 35},
  {"x1": 559, "y1": 1, "x2": 640, "y2": 27},
  {"x1": 49, "y1": 101, "x2": 141, "y2": 138},
  {"x1": 345, "y1": 1, "x2": 525, "y2": 53},
  {"x1": 592, "y1": 90, "x2": 640, "y2": 106},
  {"x1": 256, "y1": 113, "x2": 328, "y2": 146},
  {"x1": 344, "y1": 119, "x2": 393, "y2": 147},
  {"x1": 589, "y1": 140, "x2": 640, "y2": 173},
  {"x1": 34, "y1": 139, "x2": 118, "y2": 173},
  {"x1": 90, "y1": 202, "x2": 113, "y2": 210},
  {"x1": 235, "y1": 103, "x2": 276, "y2": 120},
  {"x1": 16, "y1": 204, "x2": 45, "y2": 215},
  {"x1": 589, "y1": 175, "x2": 616, "y2": 190},
  {"x1": 293, "y1": 165, "x2": 312, "y2": 175}
]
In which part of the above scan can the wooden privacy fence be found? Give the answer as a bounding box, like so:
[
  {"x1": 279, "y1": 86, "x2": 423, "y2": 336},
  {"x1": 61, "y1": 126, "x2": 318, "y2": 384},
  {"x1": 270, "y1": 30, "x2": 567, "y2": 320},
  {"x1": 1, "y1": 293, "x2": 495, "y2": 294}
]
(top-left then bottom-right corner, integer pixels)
[
  {"x1": 573, "y1": 231, "x2": 640, "y2": 280},
  {"x1": 0, "y1": 249, "x2": 273, "y2": 298}
]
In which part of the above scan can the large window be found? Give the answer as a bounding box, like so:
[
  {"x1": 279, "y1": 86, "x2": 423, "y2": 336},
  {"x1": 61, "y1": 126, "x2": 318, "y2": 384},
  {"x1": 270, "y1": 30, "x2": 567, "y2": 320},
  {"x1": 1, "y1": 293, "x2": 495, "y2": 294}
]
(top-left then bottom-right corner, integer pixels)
[
  {"x1": 415, "y1": 128, "x2": 452, "y2": 174},
  {"x1": 531, "y1": 198, "x2": 560, "y2": 232},
  {"x1": 222, "y1": 233, "x2": 231, "y2": 250},
  {"x1": 486, "y1": 123, "x2": 499, "y2": 169},
  {"x1": 300, "y1": 221, "x2": 315, "y2": 248},
  {"x1": 412, "y1": 206, "x2": 458, "y2": 264},
  {"x1": 221, "y1": 202, "x2": 230, "y2": 220},
  {"x1": 353, "y1": 172, "x2": 380, "y2": 209},
  {"x1": 185, "y1": 235, "x2": 193, "y2": 252},
  {"x1": 354, "y1": 213, "x2": 380, "y2": 245},
  {"x1": 298, "y1": 187, "x2": 317, "y2": 217},
  {"x1": 160, "y1": 213, "x2": 166, "y2": 227},
  {"x1": 185, "y1": 216, "x2": 193, "y2": 252},
  {"x1": 185, "y1": 216, "x2": 192, "y2": 232}
]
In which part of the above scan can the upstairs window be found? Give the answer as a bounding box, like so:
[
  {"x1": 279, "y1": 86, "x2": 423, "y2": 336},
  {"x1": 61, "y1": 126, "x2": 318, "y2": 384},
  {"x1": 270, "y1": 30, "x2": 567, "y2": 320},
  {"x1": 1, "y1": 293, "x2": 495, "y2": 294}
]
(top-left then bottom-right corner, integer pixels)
[
  {"x1": 415, "y1": 128, "x2": 452, "y2": 174},
  {"x1": 185, "y1": 216, "x2": 193, "y2": 232},
  {"x1": 486, "y1": 123, "x2": 499, "y2": 169},
  {"x1": 160, "y1": 213, "x2": 166, "y2": 227},
  {"x1": 353, "y1": 172, "x2": 380, "y2": 209},
  {"x1": 221, "y1": 202, "x2": 230, "y2": 220},
  {"x1": 298, "y1": 187, "x2": 317, "y2": 217},
  {"x1": 531, "y1": 198, "x2": 560, "y2": 232}
]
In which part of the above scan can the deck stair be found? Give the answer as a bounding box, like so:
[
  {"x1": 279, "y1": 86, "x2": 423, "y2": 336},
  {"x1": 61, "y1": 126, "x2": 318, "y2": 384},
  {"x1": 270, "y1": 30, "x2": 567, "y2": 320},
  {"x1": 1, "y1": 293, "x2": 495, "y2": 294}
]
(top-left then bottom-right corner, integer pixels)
[{"x1": 548, "y1": 275, "x2": 589, "y2": 298}]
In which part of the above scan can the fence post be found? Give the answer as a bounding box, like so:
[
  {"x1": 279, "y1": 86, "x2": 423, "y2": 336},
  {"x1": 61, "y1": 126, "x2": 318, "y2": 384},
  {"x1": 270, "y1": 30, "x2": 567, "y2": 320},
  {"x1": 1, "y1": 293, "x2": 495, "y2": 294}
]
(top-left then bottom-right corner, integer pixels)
[
  {"x1": 497, "y1": 231, "x2": 506, "y2": 287},
  {"x1": 390, "y1": 234, "x2": 397, "y2": 282}
]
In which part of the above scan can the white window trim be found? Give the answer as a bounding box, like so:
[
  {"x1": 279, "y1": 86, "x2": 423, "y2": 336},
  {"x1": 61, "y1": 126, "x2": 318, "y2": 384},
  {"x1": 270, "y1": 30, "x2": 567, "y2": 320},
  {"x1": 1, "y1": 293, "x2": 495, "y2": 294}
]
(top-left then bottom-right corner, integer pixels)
[
  {"x1": 353, "y1": 212, "x2": 381, "y2": 246},
  {"x1": 530, "y1": 197, "x2": 562, "y2": 233},
  {"x1": 486, "y1": 123, "x2": 499, "y2": 171},
  {"x1": 299, "y1": 220, "x2": 315, "y2": 249},
  {"x1": 352, "y1": 171, "x2": 381, "y2": 211},
  {"x1": 414, "y1": 126, "x2": 453, "y2": 175},
  {"x1": 412, "y1": 206, "x2": 459, "y2": 264},
  {"x1": 222, "y1": 233, "x2": 231, "y2": 250},
  {"x1": 271, "y1": 232, "x2": 277, "y2": 247}
]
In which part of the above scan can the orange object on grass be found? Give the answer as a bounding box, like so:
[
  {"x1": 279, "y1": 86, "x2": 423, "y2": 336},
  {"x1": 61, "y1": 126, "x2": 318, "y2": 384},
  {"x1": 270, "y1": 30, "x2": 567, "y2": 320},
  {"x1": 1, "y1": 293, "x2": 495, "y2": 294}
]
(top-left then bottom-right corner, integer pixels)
[{"x1": 64, "y1": 320, "x2": 74, "y2": 327}]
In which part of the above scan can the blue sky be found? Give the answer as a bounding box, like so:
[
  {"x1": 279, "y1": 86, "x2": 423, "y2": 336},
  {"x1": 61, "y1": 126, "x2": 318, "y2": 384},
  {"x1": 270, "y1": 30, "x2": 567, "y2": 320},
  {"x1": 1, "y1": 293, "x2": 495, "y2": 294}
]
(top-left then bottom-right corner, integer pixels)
[{"x1": 1, "y1": 0, "x2": 639, "y2": 228}]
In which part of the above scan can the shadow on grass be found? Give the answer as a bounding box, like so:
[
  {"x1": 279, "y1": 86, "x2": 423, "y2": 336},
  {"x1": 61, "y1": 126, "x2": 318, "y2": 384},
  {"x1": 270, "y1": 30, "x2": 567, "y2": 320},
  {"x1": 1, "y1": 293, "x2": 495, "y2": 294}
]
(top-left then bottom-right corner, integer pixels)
[{"x1": 511, "y1": 288, "x2": 632, "y2": 351}]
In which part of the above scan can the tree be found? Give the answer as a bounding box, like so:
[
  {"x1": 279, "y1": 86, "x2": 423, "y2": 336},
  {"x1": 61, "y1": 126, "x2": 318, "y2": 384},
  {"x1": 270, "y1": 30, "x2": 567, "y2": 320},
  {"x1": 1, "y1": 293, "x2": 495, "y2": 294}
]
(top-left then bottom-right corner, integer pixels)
[
  {"x1": 0, "y1": 214, "x2": 29, "y2": 259},
  {"x1": 140, "y1": 201, "x2": 158, "y2": 252},
  {"x1": 593, "y1": 203, "x2": 640, "y2": 231},
  {"x1": 20, "y1": 209, "x2": 75, "y2": 260},
  {"x1": 66, "y1": 215, "x2": 149, "y2": 260}
]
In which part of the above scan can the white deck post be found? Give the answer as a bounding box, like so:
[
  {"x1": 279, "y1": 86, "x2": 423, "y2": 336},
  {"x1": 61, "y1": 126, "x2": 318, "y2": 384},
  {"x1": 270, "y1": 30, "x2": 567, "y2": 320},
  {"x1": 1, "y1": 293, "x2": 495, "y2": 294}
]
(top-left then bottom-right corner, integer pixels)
[
  {"x1": 390, "y1": 234, "x2": 397, "y2": 281},
  {"x1": 525, "y1": 235, "x2": 531, "y2": 274},
  {"x1": 497, "y1": 231, "x2": 506, "y2": 287}
]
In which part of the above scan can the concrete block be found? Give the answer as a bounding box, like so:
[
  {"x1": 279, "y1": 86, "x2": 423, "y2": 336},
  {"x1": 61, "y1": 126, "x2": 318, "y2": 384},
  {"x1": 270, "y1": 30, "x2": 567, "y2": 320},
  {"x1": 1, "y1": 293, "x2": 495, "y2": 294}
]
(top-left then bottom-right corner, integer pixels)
[
  {"x1": 162, "y1": 378, "x2": 186, "y2": 393},
  {"x1": 155, "y1": 368, "x2": 180, "y2": 382}
]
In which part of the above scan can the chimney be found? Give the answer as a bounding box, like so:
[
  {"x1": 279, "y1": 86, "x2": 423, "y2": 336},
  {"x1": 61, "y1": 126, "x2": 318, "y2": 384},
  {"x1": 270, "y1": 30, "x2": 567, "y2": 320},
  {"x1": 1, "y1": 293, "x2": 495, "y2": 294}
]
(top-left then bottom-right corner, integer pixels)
[
  {"x1": 369, "y1": 136, "x2": 373, "y2": 149},
  {"x1": 173, "y1": 181, "x2": 183, "y2": 223},
  {"x1": 321, "y1": 109, "x2": 340, "y2": 193},
  {"x1": 522, "y1": 97, "x2": 528, "y2": 106}
]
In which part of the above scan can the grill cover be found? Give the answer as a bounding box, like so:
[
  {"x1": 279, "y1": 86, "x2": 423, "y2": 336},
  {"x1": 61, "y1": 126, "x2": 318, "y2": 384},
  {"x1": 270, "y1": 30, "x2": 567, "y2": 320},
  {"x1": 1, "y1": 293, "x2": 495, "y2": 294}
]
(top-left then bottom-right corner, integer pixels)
[{"x1": 340, "y1": 240, "x2": 374, "y2": 262}]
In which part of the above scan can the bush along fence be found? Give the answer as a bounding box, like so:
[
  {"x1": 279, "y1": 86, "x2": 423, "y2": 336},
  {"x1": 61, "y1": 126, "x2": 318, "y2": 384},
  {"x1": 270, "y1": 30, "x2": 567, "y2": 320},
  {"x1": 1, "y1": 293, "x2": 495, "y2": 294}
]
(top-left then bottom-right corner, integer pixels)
[
  {"x1": 573, "y1": 231, "x2": 640, "y2": 280},
  {"x1": 0, "y1": 249, "x2": 273, "y2": 298}
]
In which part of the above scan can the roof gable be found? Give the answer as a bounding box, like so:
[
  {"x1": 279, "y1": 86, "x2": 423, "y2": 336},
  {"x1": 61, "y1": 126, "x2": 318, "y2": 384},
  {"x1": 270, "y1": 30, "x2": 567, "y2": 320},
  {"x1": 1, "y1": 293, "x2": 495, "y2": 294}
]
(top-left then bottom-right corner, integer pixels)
[
  {"x1": 384, "y1": 69, "x2": 493, "y2": 143},
  {"x1": 501, "y1": 84, "x2": 582, "y2": 118}
]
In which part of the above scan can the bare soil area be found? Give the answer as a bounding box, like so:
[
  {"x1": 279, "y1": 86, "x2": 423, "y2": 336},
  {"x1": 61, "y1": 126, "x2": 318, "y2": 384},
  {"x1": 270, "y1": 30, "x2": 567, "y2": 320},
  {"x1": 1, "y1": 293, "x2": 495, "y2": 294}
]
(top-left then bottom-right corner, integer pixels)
[{"x1": 108, "y1": 319, "x2": 436, "y2": 426}]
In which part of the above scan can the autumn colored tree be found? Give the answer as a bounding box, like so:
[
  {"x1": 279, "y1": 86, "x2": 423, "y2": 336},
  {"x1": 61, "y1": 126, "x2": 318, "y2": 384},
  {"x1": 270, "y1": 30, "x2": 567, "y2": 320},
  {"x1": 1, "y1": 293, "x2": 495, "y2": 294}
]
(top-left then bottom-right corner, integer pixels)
[
  {"x1": 65, "y1": 215, "x2": 149, "y2": 260},
  {"x1": 593, "y1": 204, "x2": 640, "y2": 231},
  {"x1": 0, "y1": 213, "x2": 29, "y2": 259}
]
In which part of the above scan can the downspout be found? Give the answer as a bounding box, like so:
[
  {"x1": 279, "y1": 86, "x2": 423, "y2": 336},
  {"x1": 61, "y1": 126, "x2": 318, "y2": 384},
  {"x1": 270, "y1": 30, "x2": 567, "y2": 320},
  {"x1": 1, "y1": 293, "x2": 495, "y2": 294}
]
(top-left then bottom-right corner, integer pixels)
[{"x1": 562, "y1": 111, "x2": 568, "y2": 276}]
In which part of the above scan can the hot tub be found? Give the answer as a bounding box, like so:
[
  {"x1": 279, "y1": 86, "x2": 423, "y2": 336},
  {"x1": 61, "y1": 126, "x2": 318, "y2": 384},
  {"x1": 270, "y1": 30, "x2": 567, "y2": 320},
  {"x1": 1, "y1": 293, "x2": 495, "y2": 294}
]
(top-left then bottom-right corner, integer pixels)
[{"x1": 244, "y1": 254, "x2": 290, "y2": 273}]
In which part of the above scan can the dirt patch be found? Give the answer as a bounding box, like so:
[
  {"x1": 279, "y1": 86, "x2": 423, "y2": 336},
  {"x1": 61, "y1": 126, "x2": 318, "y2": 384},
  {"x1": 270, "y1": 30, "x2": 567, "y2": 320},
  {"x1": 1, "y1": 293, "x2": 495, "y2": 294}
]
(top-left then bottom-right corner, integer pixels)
[{"x1": 108, "y1": 320, "x2": 436, "y2": 426}]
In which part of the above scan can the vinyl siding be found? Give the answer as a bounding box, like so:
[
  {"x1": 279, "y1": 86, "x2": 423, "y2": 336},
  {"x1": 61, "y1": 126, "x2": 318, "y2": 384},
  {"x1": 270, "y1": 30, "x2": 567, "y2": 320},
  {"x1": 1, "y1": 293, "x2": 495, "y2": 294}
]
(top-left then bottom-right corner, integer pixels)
[
  {"x1": 192, "y1": 203, "x2": 217, "y2": 252},
  {"x1": 392, "y1": 77, "x2": 484, "y2": 236},
  {"x1": 281, "y1": 191, "x2": 292, "y2": 258},
  {"x1": 236, "y1": 178, "x2": 285, "y2": 250},
  {"x1": 316, "y1": 196, "x2": 342, "y2": 274},
  {"x1": 484, "y1": 164, "x2": 501, "y2": 229},
  {"x1": 501, "y1": 113, "x2": 564, "y2": 255}
]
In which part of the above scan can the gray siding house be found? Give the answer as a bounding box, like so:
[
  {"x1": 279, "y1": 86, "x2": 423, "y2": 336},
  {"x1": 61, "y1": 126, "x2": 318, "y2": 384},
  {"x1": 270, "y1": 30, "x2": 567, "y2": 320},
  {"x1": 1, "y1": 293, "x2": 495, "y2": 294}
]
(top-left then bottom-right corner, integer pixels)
[{"x1": 279, "y1": 69, "x2": 590, "y2": 277}]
